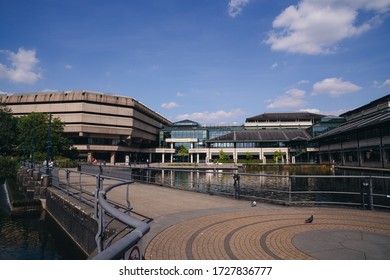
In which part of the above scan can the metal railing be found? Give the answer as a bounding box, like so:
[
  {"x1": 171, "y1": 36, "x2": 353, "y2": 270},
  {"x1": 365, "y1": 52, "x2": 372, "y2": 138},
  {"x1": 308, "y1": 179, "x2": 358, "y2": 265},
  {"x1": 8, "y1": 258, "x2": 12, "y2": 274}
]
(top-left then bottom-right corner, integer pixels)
[
  {"x1": 50, "y1": 168, "x2": 150, "y2": 260},
  {"x1": 83, "y1": 165, "x2": 390, "y2": 210}
]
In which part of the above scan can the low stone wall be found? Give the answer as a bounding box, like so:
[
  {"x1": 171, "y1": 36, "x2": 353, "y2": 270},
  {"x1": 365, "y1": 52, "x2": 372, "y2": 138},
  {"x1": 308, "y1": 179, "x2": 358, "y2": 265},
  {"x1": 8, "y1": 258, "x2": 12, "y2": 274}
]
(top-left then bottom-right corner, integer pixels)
[
  {"x1": 16, "y1": 167, "x2": 47, "y2": 199},
  {"x1": 45, "y1": 188, "x2": 98, "y2": 256}
]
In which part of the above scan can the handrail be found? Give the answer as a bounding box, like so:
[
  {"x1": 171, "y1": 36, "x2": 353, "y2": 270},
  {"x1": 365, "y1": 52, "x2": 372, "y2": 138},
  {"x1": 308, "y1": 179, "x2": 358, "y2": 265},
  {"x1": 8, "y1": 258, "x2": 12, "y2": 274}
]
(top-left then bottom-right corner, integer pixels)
[
  {"x1": 103, "y1": 165, "x2": 390, "y2": 210},
  {"x1": 92, "y1": 180, "x2": 150, "y2": 260},
  {"x1": 49, "y1": 168, "x2": 150, "y2": 260}
]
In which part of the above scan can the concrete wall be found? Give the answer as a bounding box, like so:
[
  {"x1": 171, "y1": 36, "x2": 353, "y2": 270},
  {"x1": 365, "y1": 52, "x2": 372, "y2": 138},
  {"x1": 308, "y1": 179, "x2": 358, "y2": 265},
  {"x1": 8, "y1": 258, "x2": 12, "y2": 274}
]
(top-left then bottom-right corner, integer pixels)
[
  {"x1": 45, "y1": 188, "x2": 98, "y2": 256},
  {"x1": 1, "y1": 91, "x2": 173, "y2": 164}
]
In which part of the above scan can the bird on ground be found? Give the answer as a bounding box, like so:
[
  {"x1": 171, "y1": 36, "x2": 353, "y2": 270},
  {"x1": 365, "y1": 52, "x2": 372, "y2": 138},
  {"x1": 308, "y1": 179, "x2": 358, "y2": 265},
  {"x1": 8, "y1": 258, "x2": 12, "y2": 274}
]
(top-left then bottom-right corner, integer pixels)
[
  {"x1": 251, "y1": 201, "x2": 257, "y2": 207},
  {"x1": 305, "y1": 215, "x2": 313, "y2": 223}
]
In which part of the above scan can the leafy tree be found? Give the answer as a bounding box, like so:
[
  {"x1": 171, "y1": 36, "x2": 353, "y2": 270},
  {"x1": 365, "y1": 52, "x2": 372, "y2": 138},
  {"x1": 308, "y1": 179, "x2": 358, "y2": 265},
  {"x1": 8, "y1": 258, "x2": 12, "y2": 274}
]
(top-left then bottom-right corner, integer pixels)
[
  {"x1": 0, "y1": 103, "x2": 17, "y2": 156},
  {"x1": 16, "y1": 112, "x2": 77, "y2": 162},
  {"x1": 0, "y1": 157, "x2": 18, "y2": 181},
  {"x1": 176, "y1": 145, "x2": 189, "y2": 162},
  {"x1": 218, "y1": 149, "x2": 229, "y2": 162},
  {"x1": 273, "y1": 150, "x2": 284, "y2": 163},
  {"x1": 245, "y1": 152, "x2": 253, "y2": 161}
]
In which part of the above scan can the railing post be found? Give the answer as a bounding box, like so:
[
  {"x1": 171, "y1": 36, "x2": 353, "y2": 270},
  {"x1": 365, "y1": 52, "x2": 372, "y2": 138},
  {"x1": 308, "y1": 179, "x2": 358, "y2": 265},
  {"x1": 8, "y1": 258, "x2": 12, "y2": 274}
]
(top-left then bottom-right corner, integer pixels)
[
  {"x1": 94, "y1": 174, "x2": 101, "y2": 220},
  {"x1": 361, "y1": 177, "x2": 370, "y2": 210},
  {"x1": 94, "y1": 173, "x2": 104, "y2": 253},
  {"x1": 368, "y1": 177, "x2": 374, "y2": 211},
  {"x1": 288, "y1": 176, "x2": 292, "y2": 206},
  {"x1": 78, "y1": 172, "x2": 83, "y2": 201},
  {"x1": 66, "y1": 169, "x2": 70, "y2": 195},
  {"x1": 126, "y1": 182, "x2": 131, "y2": 210}
]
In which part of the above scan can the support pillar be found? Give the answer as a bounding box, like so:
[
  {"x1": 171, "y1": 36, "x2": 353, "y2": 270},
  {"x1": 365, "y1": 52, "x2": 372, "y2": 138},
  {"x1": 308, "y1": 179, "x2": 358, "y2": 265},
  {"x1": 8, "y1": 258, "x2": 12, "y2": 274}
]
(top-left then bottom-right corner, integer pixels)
[{"x1": 110, "y1": 152, "x2": 116, "y2": 165}]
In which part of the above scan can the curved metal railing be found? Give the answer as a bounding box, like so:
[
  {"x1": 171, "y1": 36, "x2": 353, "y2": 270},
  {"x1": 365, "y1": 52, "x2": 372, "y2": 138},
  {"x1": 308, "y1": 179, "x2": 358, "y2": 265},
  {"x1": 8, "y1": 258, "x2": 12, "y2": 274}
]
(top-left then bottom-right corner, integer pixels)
[
  {"x1": 92, "y1": 179, "x2": 150, "y2": 260},
  {"x1": 50, "y1": 168, "x2": 150, "y2": 260},
  {"x1": 86, "y1": 164, "x2": 390, "y2": 210}
]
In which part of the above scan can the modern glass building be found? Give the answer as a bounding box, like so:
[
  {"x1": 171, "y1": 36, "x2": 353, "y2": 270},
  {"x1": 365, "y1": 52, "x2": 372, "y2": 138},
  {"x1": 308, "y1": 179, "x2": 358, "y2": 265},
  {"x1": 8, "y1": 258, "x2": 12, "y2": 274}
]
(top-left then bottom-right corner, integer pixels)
[
  {"x1": 158, "y1": 113, "x2": 322, "y2": 164},
  {"x1": 314, "y1": 94, "x2": 390, "y2": 169}
]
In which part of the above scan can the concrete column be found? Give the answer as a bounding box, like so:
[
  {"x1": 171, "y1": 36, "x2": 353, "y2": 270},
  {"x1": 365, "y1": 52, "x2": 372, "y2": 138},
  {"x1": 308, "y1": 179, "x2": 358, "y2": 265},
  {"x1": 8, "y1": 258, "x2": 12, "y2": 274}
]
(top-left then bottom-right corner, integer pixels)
[
  {"x1": 162, "y1": 153, "x2": 165, "y2": 163},
  {"x1": 110, "y1": 152, "x2": 116, "y2": 165}
]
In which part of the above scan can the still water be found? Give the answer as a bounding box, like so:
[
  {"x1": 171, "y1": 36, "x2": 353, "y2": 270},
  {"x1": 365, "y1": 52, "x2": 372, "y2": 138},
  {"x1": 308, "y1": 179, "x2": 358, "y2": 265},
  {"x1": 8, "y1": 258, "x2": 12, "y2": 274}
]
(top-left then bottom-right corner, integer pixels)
[
  {"x1": 0, "y1": 183, "x2": 86, "y2": 260},
  {"x1": 131, "y1": 166, "x2": 390, "y2": 208}
]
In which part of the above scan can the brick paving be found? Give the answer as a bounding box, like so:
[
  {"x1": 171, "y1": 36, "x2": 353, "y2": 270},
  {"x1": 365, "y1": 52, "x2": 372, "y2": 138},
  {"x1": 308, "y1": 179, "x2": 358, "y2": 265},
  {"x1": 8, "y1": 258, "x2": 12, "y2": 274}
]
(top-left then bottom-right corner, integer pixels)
[
  {"x1": 54, "y1": 171, "x2": 390, "y2": 260},
  {"x1": 143, "y1": 207, "x2": 390, "y2": 260},
  {"x1": 109, "y1": 183, "x2": 390, "y2": 260}
]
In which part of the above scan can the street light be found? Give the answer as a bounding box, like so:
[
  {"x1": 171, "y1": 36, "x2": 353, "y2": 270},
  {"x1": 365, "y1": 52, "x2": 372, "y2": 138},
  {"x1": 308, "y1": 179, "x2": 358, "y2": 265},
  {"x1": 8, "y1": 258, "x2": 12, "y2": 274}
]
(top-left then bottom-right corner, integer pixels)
[{"x1": 46, "y1": 114, "x2": 52, "y2": 176}]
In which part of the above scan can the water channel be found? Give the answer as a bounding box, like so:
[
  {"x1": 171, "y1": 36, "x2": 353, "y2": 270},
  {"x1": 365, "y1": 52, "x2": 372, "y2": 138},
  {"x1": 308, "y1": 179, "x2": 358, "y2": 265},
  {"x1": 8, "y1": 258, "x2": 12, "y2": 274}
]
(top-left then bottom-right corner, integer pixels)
[
  {"x1": 2, "y1": 164, "x2": 390, "y2": 260},
  {"x1": 0, "y1": 182, "x2": 87, "y2": 260},
  {"x1": 129, "y1": 165, "x2": 390, "y2": 209}
]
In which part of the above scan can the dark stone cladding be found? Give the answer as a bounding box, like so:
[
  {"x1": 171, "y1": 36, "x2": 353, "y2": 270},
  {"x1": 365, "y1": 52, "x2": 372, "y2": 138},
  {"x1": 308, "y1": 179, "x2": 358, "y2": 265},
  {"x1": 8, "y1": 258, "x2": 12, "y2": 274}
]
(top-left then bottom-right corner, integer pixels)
[{"x1": 45, "y1": 188, "x2": 98, "y2": 256}]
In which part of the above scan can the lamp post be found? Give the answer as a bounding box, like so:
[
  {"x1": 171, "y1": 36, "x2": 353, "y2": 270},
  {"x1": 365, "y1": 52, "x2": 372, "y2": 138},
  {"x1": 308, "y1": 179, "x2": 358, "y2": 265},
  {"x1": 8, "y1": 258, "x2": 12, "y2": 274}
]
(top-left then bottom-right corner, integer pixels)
[
  {"x1": 23, "y1": 141, "x2": 26, "y2": 166},
  {"x1": 46, "y1": 114, "x2": 52, "y2": 176},
  {"x1": 31, "y1": 130, "x2": 35, "y2": 169}
]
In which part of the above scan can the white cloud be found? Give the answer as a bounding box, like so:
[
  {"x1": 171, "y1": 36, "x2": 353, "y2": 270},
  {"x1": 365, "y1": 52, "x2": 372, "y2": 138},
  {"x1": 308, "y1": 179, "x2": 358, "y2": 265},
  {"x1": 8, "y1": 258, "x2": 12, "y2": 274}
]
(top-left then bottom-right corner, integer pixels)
[
  {"x1": 271, "y1": 62, "x2": 278, "y2": 70},
  {"x1": 312, "y1": 77, "x2": 362, "y2": 97},
  {"x1": 42, "y1": 89, "x2": 59, "y2": 92},
  {"x1": 299, "y1": 108, "x2": 321, "y2": 114},
  {"x1": 65, "y1": 64, "x2": 72, "y2": 69},
  {"x1": 176, "y1": 108, "x2": 245, "y2": 124},
  {"x1": 161, "y1": 102, "x2": 179, "y2": 109},
  {"x1": 176, "y1": 92, "x2": 185, "y2": 97},
  {"x1": 0, "y1": 48, "x2": 42, "y2": 84},
  {"x1": 265, "y1": 0, "x2": 390, "y2": 55},
  {"x1": 373, "y1": 78, "x2": 390, "y2": 88},
  {"x1": 298, "y1": 80, "x2": 310, "y2": 85},
  {"x1": 267, "y1": 88, "x2": 307, "y2": 108},
  {"x1": 228, "y1": 0, "x2": 252, "y2": 18}
]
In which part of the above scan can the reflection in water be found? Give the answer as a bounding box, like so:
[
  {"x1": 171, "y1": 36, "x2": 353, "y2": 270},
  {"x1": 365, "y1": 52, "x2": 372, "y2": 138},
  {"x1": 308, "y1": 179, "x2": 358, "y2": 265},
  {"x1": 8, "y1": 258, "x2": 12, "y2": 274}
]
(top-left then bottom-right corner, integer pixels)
[
  {"x1": 0, "y1": 183, "x2": 87, "y2": 260},
  {"x1": 132, "y1": 166, "x2": 390, "y2": 208}
]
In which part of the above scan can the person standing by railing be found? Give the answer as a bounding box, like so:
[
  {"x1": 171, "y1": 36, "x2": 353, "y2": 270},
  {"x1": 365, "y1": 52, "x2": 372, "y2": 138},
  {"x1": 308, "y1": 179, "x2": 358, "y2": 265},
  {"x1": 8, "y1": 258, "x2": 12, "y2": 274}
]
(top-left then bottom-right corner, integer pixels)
[{"x1": 233, "y1": 173, "x2": 241, "y2": 199}]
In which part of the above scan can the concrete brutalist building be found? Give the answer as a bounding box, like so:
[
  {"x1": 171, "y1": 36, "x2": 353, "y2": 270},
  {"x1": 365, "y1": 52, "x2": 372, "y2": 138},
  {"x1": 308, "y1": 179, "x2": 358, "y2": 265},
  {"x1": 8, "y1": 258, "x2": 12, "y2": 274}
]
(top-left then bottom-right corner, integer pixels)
[{"x1": 1, "y1": 91, "x2": 172, "y2": 164}]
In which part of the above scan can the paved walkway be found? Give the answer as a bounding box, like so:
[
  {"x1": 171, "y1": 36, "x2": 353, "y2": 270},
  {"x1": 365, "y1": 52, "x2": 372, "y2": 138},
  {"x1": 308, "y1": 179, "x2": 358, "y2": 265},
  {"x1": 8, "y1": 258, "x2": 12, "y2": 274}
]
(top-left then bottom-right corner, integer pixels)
[
  {"x1": 104, "y1": 182, "x2": 390, "y2": 260},
  {"x1": 59, "y1": 170, "x2": 390, "y2": 260}
]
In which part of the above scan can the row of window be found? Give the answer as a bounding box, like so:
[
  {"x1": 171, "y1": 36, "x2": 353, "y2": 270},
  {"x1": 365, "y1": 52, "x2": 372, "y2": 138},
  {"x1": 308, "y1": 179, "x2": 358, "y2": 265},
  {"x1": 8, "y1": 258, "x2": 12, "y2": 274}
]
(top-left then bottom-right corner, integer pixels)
[{"x1": 208, "y1": 142, "x2": 287, "y2": 148}]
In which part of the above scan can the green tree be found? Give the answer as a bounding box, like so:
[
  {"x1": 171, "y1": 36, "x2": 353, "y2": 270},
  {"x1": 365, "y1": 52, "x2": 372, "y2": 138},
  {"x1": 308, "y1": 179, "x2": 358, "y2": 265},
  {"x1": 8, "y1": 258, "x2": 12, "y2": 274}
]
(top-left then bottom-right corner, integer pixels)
[
  {"x1": 245, "y1": 152, "x2": 253, "y2": 162},
  {"x1": 0, "y1": 103, "x2": 17, "y2": 156},
  {"x1": 218, "y1": 149, "x2": 229, "y2": 162},
  {"x1": 0, "y1": 157, "x2": 18, "y2": 181},
  {"x1": 16, "y1": 112, "x2": 76, "y2": 162},
  {"x1": 273, "y1": 150, "x2": 284, "y2": 163},
  {"x1": 176, "y1": 145, "x2": 189, "y2": 162}
]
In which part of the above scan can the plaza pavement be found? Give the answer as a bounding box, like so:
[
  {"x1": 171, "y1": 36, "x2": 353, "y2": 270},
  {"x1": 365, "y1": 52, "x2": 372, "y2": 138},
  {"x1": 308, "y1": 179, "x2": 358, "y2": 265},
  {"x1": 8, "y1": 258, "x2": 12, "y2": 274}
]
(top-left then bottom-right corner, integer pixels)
[{"x1": 104, "y1": 181, "x2": 390, "y2": 260}]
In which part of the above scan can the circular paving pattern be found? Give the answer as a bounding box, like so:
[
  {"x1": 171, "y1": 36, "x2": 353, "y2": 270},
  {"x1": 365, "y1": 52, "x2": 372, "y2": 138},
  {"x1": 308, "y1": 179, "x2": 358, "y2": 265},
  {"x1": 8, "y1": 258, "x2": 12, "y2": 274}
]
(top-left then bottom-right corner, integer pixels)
[{"x1": 144, "y1": 208, "x2": 390, "y2": 260}]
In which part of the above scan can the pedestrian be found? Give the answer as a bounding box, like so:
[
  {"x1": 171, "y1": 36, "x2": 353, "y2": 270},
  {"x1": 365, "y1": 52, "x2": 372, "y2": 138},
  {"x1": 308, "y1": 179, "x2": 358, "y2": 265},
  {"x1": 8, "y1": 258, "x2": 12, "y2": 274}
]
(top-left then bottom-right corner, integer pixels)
[{"x1": 233, "y1": 173, "x2": 241, "y2": 199}]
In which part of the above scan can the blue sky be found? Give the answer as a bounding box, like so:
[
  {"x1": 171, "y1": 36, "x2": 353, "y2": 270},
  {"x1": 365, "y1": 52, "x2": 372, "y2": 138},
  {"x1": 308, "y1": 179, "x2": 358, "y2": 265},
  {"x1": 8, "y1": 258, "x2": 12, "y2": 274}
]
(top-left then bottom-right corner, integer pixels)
[{"x1": 1, "y1": 0, "x2": 389, "y2": 124}]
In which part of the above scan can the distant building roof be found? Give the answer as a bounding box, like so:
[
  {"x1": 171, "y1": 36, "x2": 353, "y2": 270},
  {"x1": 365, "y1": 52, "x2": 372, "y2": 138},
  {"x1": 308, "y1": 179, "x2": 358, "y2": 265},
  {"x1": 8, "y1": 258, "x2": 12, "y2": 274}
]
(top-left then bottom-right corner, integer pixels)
[
  {"x1": 207, "y1": 130, "x2": 311, "y2": 142},
  {"x1": 313, "y1": 107, "x2": 390, "y2": 140},
  {"x1": 340, "y1": 94, "x2": 390, "y2": 120},
  {"x1": 172, "y1": 119, "x2": 200, "y2": 127},
  {"x1": 246, "y1": 112, "x2": 324, "y2": 122}
]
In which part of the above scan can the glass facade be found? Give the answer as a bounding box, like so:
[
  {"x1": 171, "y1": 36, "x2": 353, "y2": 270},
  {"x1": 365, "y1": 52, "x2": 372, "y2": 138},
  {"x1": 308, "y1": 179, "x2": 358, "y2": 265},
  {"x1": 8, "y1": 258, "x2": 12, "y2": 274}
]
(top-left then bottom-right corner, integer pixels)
[{"x1": 311, "y1": 116, "x2": 345, "y2": 137}]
